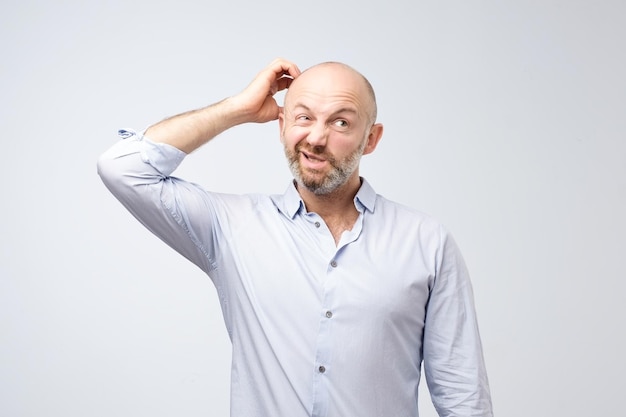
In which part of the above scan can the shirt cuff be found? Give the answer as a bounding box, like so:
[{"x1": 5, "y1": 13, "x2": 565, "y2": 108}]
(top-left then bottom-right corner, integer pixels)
[{"x1": 118, "y1": 128, "x2": 187, "y2": 177}]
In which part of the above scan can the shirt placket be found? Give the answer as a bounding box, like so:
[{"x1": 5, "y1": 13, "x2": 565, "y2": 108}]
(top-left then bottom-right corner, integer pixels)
[
  {"x1": 308, "y1": 211, "x2": 364, "y2": 417},
  {"x1": 304, "y1": 212, "x2": 333, "y2": 417},
  {"x1": 310, "y1": 258, "x2": 336, "y2": 417}
]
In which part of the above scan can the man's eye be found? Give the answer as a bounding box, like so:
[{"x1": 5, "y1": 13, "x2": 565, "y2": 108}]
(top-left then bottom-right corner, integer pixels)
[
  {"x1": 335, "y1": 120, "x2": 348, "y2": 128},
  {"x1": 297, "y1": 115, "x2": 310, "y2": 121}
]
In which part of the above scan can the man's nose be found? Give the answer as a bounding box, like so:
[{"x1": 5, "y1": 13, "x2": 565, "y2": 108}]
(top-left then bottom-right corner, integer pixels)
[{"x1": 306, "y1": 122, "x2": 328, "y2": 147}]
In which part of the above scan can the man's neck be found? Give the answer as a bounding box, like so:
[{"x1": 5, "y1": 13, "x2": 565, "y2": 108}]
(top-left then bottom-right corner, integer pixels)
[{"x1": 297, "y1": 176, "x2": 362, "y2": 244}]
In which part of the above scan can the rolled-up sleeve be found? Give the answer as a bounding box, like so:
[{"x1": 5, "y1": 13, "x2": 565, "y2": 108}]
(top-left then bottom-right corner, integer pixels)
[
  {"x1": 97, "y1": 129, "x2": 217, "y2": 275},
  {"x1": 422, "y1": 226, "x2": 494, "y2": 416}
]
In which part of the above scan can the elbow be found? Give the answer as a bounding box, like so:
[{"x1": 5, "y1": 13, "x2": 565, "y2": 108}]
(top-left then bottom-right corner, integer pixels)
[
  {"x1": 96, "y1": 138, "x2": 144, "y2": 190},
  {"x1": 96, "y1": 146, "x2": 138, "y2": 198},
  {"x1": 96, "y1": 151, "x2": 119, "y2": 190}
]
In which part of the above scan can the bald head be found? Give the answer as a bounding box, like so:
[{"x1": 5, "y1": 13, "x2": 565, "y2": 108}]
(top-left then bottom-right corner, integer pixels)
[{"x1": 285, "y1": 62, "x2": 378, "y2": 125}]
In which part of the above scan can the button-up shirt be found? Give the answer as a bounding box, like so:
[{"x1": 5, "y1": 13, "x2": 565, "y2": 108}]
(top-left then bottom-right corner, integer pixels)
[{"x1": 97, "y1": 130, "x2": 493, "y2": 417}]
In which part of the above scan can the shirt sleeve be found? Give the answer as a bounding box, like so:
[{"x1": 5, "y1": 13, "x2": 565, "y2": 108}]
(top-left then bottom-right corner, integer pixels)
[
  {"x1": 422, "y1": 225, "x2": 494, "y2": 416},
  {"x1": 96, "y1": 129, "x2": 219, "y2": 275}
]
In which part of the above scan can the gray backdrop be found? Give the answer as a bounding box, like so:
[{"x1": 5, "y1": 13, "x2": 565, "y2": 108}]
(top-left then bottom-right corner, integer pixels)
[{"x1": 2, "y1": 1, "x2": 624, "y2": 416}]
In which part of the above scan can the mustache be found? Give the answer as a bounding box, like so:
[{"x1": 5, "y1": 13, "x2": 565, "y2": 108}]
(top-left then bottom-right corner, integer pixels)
[{"x1": 295, "y1": 142, "x2": 331, "y2": 159}]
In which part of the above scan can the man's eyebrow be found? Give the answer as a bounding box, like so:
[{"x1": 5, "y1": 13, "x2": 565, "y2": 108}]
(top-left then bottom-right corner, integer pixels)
[{"x1": 292, "y1": 103, "x2": 311, "y2": 112}]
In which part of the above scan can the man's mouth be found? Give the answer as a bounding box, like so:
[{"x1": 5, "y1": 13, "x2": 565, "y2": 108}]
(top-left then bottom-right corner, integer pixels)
[
  {"x1": 302, "y1": 151, "x2": 326, "y2": 162},
  {"x1": 299, "y1": 150, "x2": 330, "y2": 170}
]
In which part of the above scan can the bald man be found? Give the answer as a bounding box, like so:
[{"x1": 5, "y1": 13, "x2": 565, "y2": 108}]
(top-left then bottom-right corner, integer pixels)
[{"x1": 98, "y1": 58, "x2": 493, "y2": 417}]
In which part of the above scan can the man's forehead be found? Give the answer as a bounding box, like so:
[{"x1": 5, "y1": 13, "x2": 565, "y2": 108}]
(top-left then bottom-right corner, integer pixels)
[
  {"x1": 289, "y1": 98, "x2": 360, "y2": 115},
  {"x1": 284, "y1": 61, "x2": 376, "y2": 122}
]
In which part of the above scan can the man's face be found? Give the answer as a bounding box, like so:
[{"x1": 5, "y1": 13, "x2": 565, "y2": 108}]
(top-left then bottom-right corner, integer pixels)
[{"x1": 279, "y1": 64, "x2": 377, "y2": 195}]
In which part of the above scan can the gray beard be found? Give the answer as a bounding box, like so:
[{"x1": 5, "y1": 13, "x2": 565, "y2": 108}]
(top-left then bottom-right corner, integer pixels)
[{"x1": 284, "y1": 140, "x2": 366, "y2": 195}]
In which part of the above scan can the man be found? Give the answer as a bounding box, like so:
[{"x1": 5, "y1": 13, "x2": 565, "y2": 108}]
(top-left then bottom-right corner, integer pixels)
[{"x1": 98, "y1": 58, "x2": 493, "y2": 416}]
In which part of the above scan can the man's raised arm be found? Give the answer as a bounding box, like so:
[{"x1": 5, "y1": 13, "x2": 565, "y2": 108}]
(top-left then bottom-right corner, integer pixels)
[
  {"x1": 96, "y1": 59, "x2": 300, "y2": 272},
  {"x1": 146, "y1": 58, "x2": 301, "y2": 154}
]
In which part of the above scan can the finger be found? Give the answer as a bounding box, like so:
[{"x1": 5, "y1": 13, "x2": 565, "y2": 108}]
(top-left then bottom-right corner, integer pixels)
[
  {"x1": 269, "y1": 58, "x2": 301, "y2": 80},
  {"x1": 275, "y1": 76, "x2": 294, "y2": 93}
]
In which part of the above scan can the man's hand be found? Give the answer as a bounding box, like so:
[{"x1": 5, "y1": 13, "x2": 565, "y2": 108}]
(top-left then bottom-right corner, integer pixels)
[{"x1": 232, "y1": 58, "x2": 301, "y2": 124}]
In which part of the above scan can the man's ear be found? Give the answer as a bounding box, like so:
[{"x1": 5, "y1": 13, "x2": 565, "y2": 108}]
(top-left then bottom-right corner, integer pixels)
[
  {"x1": 363, "y1": 123, "x2": 384, "y2": 155},
  {"x1": 278, "y1": 108, "x2": 285, "y2": 143}
]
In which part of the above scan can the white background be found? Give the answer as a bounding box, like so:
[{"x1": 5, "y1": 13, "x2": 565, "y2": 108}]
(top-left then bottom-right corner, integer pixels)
[{"x1": 1, "y1": 1, "x2": 624, "y2": 416}]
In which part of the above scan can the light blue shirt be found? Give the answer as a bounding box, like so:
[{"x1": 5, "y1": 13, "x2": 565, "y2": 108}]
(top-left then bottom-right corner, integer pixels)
[{"x1": 98, "y1": 130, "x2": 493, "y2": 417}]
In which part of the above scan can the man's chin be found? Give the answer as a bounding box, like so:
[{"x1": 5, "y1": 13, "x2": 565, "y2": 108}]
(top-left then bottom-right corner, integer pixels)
[
  {"x1": 299, "y1": 177, "x2": 344, "y2": 196},
  {"x1": 291, "y1": 165, "x2": 345, "y2": 195}
]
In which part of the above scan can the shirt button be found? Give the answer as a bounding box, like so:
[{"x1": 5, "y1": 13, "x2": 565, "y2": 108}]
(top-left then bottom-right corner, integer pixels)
[
  {"x1": 314, "y1": 221, "x2": 321, "y2": 228},
  {"x1": 330, "y1": 260, "x2": 337, "y2": 268},
  {"x1": 325, "y1": 311, "x2": 333, "y2": 318},
  {"x1": 318, "y1": 365, "x2": 326, "y2": 373}
]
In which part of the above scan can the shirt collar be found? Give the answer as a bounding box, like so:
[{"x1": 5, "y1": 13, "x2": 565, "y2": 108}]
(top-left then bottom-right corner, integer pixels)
[
  {"x1": 274, "y1": 178, "x2": 377, "y2": 219},
  {"x1": 354, "y1": 178, "x2": 377, "y2": 213},
  {"x1": 276, "y1": 180, "x2": 305, "y2": 219}
]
